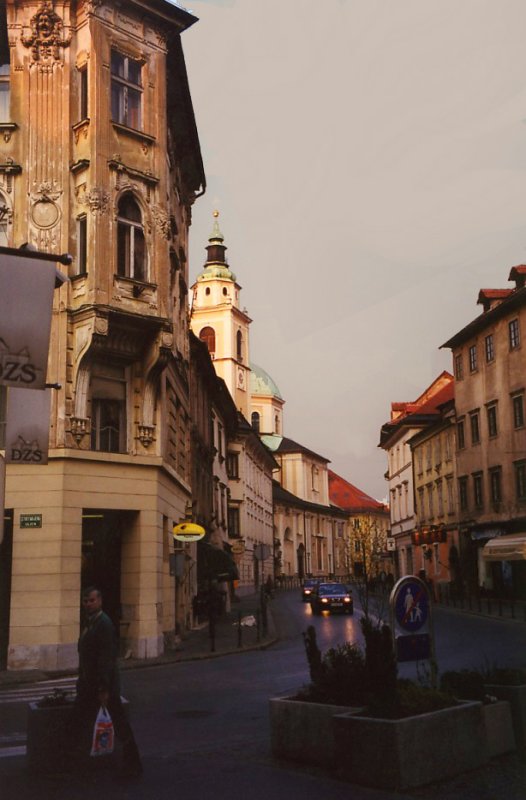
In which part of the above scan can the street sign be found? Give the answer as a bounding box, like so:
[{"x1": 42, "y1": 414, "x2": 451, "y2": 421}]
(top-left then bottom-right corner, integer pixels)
[
  {"x1": 231, "y1": 540, "x2": 245, "y2": 555},
  {"x1": 390, "y1": 575, "x2": 434, "y2": 664},
  {"x1": 254, "y1": 543, "x2": 271, "y2": 561},
  {"x1": 20, "y1": 514, "x2": 42, "y2": 529},
  {"x1": 172, "y1": 522, "x2": 205, "y2": 542},
  {"x1": 394, "y1": 577, "x2": 429, "y2": 632}
]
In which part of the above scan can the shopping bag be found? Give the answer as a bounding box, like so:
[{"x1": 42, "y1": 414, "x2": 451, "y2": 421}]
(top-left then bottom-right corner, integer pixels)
[{"x1": 90, "y1": 705, "x2": 114, "y2": 757}]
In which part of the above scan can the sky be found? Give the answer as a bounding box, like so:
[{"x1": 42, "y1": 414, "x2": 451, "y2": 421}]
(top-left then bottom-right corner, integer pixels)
[{"x1": 182, "y1": 0, "x2": 526, "y2": 501}]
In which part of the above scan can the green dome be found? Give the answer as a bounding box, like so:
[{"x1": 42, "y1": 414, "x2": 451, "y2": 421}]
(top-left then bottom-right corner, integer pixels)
[{"x1": 250, "y1": 363, "x2": 283, "y2": 400}]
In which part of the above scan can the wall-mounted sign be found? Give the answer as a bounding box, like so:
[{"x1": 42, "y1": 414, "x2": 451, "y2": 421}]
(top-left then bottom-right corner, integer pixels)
[
  {"x1": 231, "y1": 540, "x2": 245, "y2": 556},
  {"x1": 172, "y1": 522, "x2": 205, "y2": 542},
  {"x1": 0, "y1": 253, "x2": 57, "y2": 389},
  {"x1": 5, "y1": 387, "x2": 51, "y2": 464},
  {"x1": 20, "y1": 513, "x2": 42, "y2": 529},
  {"x1": 386, "y1": 537, "x2": 396, "y2": 551}
]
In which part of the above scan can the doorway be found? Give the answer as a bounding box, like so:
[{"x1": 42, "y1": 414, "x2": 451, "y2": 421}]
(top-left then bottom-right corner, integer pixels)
[{"x1": 0, "y1": 509, "x2": 13, "y2": 669}]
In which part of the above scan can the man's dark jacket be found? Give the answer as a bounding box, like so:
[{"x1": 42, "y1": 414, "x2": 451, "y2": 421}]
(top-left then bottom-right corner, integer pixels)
[{"x1": 77, "y1": 610, "x2": 120, "y2": 698}]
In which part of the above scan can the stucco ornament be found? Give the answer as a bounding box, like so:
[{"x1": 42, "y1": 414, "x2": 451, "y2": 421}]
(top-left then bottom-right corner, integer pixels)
[{"x1": 21, "y1": 1, "x2": 71, "y2": 62}]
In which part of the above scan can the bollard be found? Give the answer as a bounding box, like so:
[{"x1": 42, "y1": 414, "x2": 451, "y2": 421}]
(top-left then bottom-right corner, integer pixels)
[
  {"x1": 255, "y1": 608, "x2": 261, "y2": 643},
  {"x1": 237, "y1": 610, "x2": 242, "y2": 648}
]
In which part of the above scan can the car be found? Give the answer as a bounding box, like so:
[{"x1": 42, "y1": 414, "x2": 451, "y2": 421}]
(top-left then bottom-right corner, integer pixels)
[
  {"x1": 310, "y1": 582, "x2": 353, "y2": 615},
  {"x1": 301, "y1": 578, "x2": 319, "y2": 602}
]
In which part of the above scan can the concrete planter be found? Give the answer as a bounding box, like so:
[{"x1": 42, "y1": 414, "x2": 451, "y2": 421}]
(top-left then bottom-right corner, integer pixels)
[
  {"x1": 333, "y1": 701, "x2": 485, "y2": 790},
  {"x1": 269, "y1": 695, "x2": 363, "y2": 768},
  {"x1": 482, "y1": 700, "x2": 515, "y2": 758},
  {"x1": 485, "y1": 683, "x2": 526, "y2": 755}
]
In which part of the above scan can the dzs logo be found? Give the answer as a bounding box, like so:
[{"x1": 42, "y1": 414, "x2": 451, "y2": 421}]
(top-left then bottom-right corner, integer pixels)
[
  {"x1": 0, "y1": 340, "x2": 40, "y2": 385},
  {"x1": 9, "y1": 436, "x2": 44, "y2": 463}
]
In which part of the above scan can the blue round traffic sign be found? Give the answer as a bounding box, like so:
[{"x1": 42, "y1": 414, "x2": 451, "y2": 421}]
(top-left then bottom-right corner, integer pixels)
[{"x1": 394, "y1": 579, "x2": 429, "y2": 632}]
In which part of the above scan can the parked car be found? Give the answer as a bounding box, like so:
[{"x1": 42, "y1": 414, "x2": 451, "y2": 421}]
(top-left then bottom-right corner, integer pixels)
[
  {"x1": 301, "y1": 578, "x2": 319, "y2": 602},
  {"x1": 310, "y1": 582, "x2": 353, "y2": 614}
]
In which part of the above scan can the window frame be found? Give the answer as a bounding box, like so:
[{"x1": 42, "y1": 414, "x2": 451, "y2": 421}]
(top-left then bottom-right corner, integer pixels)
[
  {"x1": 469, "y1": 411, "x2": 480, "y2": 445},
  {"x1": 515, "y1": 460, "x2": 526, "y2": 502},
  {"x1": 489, "y1": 467, "x2": 502, "y2": 505},
  {"x1": 79, "y1": 65, "x2": 88, "y2": 121},
  {"x1": 76, "y1": 214, "x2": 87, "y2": 276},
  {"x1": 454, "y1": 353, "x2": 463, "y2": 380},
  {"x1": 468, "y1": 344, "x2": 478, "y2": 373},
  {"x1": 110, "y1": 50, "x2": 143, "y2": 130},
  {"x1": 484, "y1": 333, "x2": 495, "y2": 363},
  {"x1": 116, "y1": 194, "x2": 147, "y2": 281},
  {"x1": 457, "y1": 419, "x2": 465, "y2": 450},
  {"x1": 0, "y1": 63, "x2": 10, "y2": 122},
  {"x1": 509, "y1": 319, "x2": 520, "y2": 350},
  {"x1": 486, "y1": 403, "x2": 498, "y2": 438},
  {"x1": 458, "y1": 476, "x2": 468, "y2": 512},
  {"x1": 512, "y1": 393, "x2": 525, "y2": 429},
  {"x1": 473, "y1": 472, "x2": 484, "y2": 509}
]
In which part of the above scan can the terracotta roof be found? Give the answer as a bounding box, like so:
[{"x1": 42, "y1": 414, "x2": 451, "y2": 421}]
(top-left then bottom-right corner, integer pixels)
[
  {"x1": 508, "y1": 265, "x2": 526, "y2": 277},
  {"x1": 328, "y1": 470, "x2": 388, "y2": 513},
  {"x1": 379, "y1": 372, "x2": 454, "y2": 448},
  {"x1": 442, "y1": 285, "x2": 526, "y2": 349},
  {"x1": 273, "y1": 480, "x2": 348, "y2": 517}
]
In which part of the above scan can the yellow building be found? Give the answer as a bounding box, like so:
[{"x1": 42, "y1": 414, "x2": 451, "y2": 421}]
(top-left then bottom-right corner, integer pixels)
[{"x1": 0, "y1": 0, "x2": 205, "y2": 670}]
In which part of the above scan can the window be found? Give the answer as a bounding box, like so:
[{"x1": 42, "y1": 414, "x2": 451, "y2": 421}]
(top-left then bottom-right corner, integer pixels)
[
  {"x1": 509, "y1": 319, "x2": 520, "y2": 350},
  {"x1": 417, "y1": 488, "x2": 424, "y2": 518},
  {"x1": 0, "y1": 64, "x2": 9, "y2": 121},
  {"x1": 228, "y1": 506, "x2": 241, "y2": 538},
  {"x1": 417, "y1": 448, "x2": 423, "y2": 474},
  {"x1": 513, "y1": 394, "x2": 524, "y2": 429},
  {"x1": 79, "y1": 65, "x2": 88, "y2": 120},
  {"x1": 111, "y1": 50, "x2": 142, "y2": 129},
  {"x1": 454, "y1": 354, "x2": 463, "y2": 380},
  {"x1": 485, "y1": 334, "x2": 494, "y2": 363},
  {"x1": 236, "y1": 330, "x2": 243, "y2": 362},
  {"x1": 427, "y1": 485, "x2": 433, "y2": 519},
  {"x1": 199, "y1": 326, "x2": 215, "y2": 355},
  {"x1": 76, "y1": 215, "x2": 87, "y2": 275},
  {"x1": 470, "y1": 412, "x2": 480, "y2": 445},
  {"x1": 458, "y1": 477, "x2": 468, "y2": 512},
  {"x1": 489, "y1": 468, "x2": 502, "y2": 505},
  {"x1": 227, "y1": 452, "x2": 239, "y2": 479},
  {"x1": 437, "y1": 481, "x2": 444, "y2": 516},
  {"x1": 457, "y1": 419, "x2": 465, "y2": 450},
  {"x1": 446, "y1": 477, "x2": 454, "y2": 514},
  {"x1": 469, "y1": 344, "x2": 478, "y2": 372},
  {"x1": 251, "y1": 411, "x2": 260, "y2": 433},
  {"x1": 426, "y1": 443, "x2": 432, "y2": 471},
  {"x1": 487, "y1": 404, "x2": 498, "y2": 438},
  {"x1": 445, "y1": 431, "x2": 452, "y2": 461},
  {"x1": 217, "y1": 422, "x2": 223, "y2": 459},
  {"x1": 117, "y1": 195, "x2": 146, "y2": 280},
  {"x1": 515, "y1": 461, "x2": 526, "y2": 502},
  {"x1": 473, "y1": 473, "x2": 483, "y2": 509},
  {"x1": 274, "y1": 414, "x2": 280, "y2": 434},
  {"x1": 90, "y1": 364, "x2": 127, "y2": 453},
  {"x1": 433, "y1": 544, "x2": 440, "y2": 575}
]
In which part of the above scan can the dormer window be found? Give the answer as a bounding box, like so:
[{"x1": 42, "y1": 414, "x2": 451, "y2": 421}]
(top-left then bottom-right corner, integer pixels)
[{"x1": 117, "y1": 194, "x2": 146, "y2": 281}]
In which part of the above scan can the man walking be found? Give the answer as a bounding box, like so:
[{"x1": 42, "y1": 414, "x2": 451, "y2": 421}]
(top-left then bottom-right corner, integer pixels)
[{"x1": 72, "y1": 586, "x2": 142, "y2": 779}]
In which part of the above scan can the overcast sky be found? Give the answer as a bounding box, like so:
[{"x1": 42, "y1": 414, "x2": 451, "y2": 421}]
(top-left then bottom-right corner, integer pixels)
[{"x1": 182, "y1": 0, "x2": 526, "y2": 500}]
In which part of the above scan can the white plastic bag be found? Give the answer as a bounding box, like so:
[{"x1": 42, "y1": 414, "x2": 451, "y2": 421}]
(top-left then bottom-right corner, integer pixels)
[{"x1": 90, "y1": 705, "x2": 114, "y2": 757}]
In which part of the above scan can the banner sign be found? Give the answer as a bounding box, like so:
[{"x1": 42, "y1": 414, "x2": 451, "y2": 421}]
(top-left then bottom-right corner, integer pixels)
[
  {"x1": 5, "y1": 387, "x2": 52, "y2": 464},
  {"x1": 0, "y1": 254, "x2": 57, "y2": 389}
]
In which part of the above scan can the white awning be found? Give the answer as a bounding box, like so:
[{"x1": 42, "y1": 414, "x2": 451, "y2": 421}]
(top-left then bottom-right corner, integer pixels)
[{"x1": 482, "y1": 533, "x2": 526, "y2": 561}]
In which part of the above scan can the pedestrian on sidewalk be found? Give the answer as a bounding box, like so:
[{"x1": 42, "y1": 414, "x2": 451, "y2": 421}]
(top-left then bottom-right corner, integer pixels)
[{"x1": 67, "y1": 586, "x2": 142, "y2": 779}]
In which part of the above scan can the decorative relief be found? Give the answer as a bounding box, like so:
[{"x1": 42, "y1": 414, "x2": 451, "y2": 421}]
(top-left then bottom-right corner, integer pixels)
[
  {"x1": 152, "y1": 206, "x2": 170, "y2": 239},
  {"x1": 21, "y1": 1, "x2": 71, "y2": 63},
  {"x1": 71, "y1": 416, "x2": 90, "y2": 443},
  {"x1": 29, "y1": 180, "x2": 62, "y2": 231},
  {"x1": 137, "y1": 424, "x2": 156, "y2": 447},
  {"x1": 76, "y1": 184, "x2": 110, "y2": 215}
]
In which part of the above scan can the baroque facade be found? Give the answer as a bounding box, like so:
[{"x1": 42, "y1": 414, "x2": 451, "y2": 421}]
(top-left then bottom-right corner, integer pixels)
[{"x1": 0, "y1": 0, "x2": 205, "y2": 670}]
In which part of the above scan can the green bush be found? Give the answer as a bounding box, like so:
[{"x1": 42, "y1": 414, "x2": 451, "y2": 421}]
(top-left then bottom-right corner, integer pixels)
[
  {"x1": 298, "y1": 627, "x2": 367, "y2": 706},
  {"x1": 440, "y1": 670, "x2": 486, "y2": 701},
  {"x1": 484, "y1": 667, "x2": 526, "y2": 686}
]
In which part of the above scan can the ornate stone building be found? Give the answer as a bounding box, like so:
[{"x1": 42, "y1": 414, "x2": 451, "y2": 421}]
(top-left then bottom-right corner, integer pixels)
[{"x1": 0, "y1": 0, "x2": 205, "y2": 669}]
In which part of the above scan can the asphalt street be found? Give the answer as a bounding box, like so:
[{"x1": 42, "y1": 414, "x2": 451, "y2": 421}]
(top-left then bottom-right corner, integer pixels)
[{"x1": 0, "y1": 588, "x2": 524, "y2": 800}]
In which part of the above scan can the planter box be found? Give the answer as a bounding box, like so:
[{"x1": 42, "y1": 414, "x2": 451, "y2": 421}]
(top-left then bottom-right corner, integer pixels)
[
  {"x1": 269, "y1": 695, "x2": 363, "y2": 768},
  {"x1": 483, "y1": 700, "x2": 515, "y2": 758},
  {"x1": 485, "y1": 683, "x2": 526, "y2": 754},
  {"x1": 333, "y1": 701, "x2": 485, "y2": 790}
]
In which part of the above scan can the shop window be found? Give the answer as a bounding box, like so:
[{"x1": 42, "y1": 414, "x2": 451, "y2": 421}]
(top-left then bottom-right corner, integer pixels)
[
  {"x1": 111, "y1": 50, "x2": 142, "y2": 129},
  {"x1": 117, "y1": 194, "x2": 146, "y2": 281}
]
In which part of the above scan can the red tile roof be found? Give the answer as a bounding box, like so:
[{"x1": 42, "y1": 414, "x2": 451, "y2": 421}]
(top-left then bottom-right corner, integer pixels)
[{"x1": 328, "y1": 470, "x2": 388, "y2": 513}]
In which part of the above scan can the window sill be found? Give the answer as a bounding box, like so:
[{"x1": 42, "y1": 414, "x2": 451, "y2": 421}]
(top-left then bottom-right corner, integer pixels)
[
  {"x1": 71, "y1": 272, "x2": 88, "y2": 282},
  {"x1": 112, "y1": 121, "x2": 156, "y2": 147},
  {"x1": 114, "y1": 275, "x2": 157, "y2": 293}
]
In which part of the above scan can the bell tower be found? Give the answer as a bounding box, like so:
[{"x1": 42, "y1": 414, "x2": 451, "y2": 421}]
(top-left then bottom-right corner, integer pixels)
[{"x1": 190, "y1": 212, "x2": 252, "y2": 417}]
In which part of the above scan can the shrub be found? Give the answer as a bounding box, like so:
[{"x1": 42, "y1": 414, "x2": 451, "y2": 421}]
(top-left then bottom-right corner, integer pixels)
[
  {"x1": 484, "y1": 667, "x2": 526, "y2": 686},
  {"x1": 440, "y1": 670, "x2": 486, "y2": 701},
  {"x1": 299, "y1": 627, "x2": 367, "y2": 706}
]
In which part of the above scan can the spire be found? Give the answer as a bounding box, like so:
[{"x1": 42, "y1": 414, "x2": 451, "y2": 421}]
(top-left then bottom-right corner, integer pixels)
[
  {"x1": 205, "y1": 210, "x2": 227, "y2": 265},
  {"x1": 196, "y1": 210, "x2": 236, "y2": 282}
]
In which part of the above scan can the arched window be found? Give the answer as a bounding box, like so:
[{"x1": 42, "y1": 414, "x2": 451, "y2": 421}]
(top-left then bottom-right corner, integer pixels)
[
  {"x1": 251, "y1": 411, "x2": 260, "y2": 433},
  {"x1": 274, "y1": 414, "x2": 280, "y2": 434},
  {"x1": 117, "y1": 194, "x2": 146, "y2": 281},
  {"x1": 236, "y1": 330, "x2": 243, "y2": 362},
  {"x1": 199, "y1": 326, "x2": 215, "y2": 355}
]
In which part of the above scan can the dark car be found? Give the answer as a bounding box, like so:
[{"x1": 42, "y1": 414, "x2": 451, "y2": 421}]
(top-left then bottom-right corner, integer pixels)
[
  {"x1": 301, "y1": 578, "x2": 319, "y2": 602},
  {"x1": 310, "y1": 582, "x2": 353, "y2": 614}
]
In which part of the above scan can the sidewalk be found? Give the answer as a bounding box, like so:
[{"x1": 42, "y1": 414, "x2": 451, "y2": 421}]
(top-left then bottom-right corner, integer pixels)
[{"x1": 0, "y1": 591, "x2": 277, "y2": 689}]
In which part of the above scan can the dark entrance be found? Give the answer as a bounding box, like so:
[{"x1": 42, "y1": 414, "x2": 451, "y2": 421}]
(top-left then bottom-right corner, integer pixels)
[
  {"x1": 297, "y1": 543, "x2": 305, "y2": 579},
  {"x1": 0, "y1": 509, "x2": 13, "y2": 669},
  {"x1": 81, "y1": 510, "x2": 129, "y2": 633}
]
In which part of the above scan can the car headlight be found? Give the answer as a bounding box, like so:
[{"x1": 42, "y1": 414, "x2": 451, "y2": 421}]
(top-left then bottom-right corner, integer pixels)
[
  {"x1": 321, "y1": 598, "x2": 329, "y2": 603},
  {"x1": 344, "y1": 597, "x2": 351, "y2": 603},
  {"x1": 304, "y1": 589, "x2": 311, "y2": 595}
]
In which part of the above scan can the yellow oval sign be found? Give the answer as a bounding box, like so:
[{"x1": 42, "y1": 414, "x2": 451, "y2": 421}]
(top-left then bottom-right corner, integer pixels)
[{"x1": 172, "y1": 522, "x2": 206, "y2": 542}]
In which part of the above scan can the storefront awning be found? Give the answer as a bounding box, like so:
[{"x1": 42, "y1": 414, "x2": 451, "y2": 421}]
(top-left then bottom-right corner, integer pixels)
[
  {"x1": 482, "y1": 533, "x2": 526, "y2": 561},
  {"x1": 197, "y1": 541, "x2": 239, "y2": 581}
]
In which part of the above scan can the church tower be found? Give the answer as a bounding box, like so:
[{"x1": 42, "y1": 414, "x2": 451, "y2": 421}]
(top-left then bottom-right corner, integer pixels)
[{"x1": 190, "y1": 212, "x2": 252, "y2": 417}]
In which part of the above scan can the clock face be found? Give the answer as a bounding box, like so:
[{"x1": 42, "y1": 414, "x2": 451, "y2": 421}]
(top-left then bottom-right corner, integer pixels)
[{"x1": 238, "y1": 369, "x2": 244, "y2": 389}]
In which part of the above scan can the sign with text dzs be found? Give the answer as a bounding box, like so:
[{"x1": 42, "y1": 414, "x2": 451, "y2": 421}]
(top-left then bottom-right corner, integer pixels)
[
  {"x1": 0, "y1": 253, "x2": 57, "y2": 389},
  {"x1": 5, "y1": 387, "x2": 51, "y2": 464},
  {"x1": 390, "y1": 575, "x2": 434, "y2": 663}
]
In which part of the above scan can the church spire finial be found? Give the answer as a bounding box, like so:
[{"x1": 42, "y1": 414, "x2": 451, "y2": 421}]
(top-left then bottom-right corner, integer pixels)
[{"x1": 209, "y1": 209, "x2": 224, "y2": 243}]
